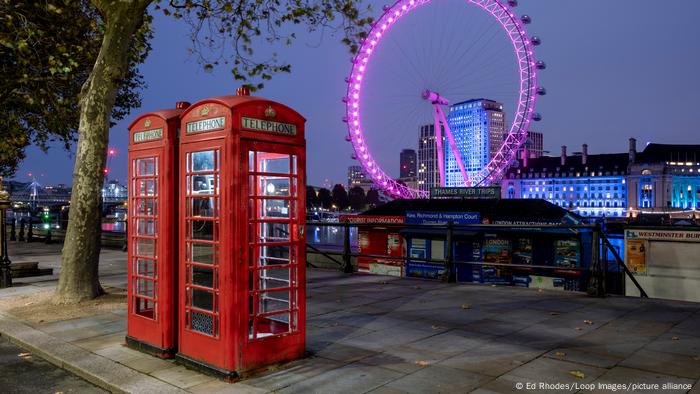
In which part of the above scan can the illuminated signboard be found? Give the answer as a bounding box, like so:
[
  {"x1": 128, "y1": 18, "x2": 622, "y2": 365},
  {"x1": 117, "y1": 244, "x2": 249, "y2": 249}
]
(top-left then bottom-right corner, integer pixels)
[
  {"x1": 242, "y1": 117, "x2": 297, "y2": 136},
  {"x1": 186, "y1": 116, "x2": 225, "y2": 134},
  {"x1": 133, "y1": 128, "x2": 163, "y2": 143},
  {"x1": 430, "y1": 187, "x2": 501, "y2": 199}
]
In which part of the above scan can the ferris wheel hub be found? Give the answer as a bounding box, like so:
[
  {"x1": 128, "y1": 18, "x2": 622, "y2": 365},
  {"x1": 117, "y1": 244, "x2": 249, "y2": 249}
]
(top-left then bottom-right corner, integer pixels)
[{"x1": 421, "y1": 90, "x2": 449, "y2": 106}]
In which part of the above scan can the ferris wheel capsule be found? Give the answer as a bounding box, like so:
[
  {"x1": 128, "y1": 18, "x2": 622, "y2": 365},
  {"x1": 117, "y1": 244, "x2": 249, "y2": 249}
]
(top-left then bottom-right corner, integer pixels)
[
  {"x1": 531, "y1": 36, "x2": 541, "y2": 46},
  {"x1": 536, "y1": 60, "x2": 547, "y2": 70},
  {"x1": 532, "y1": 113, "x2": 543, "y2": 121},
  {"x1": 521, "y1": 15, "x2": 531, "y2": 24},
  {"x1": 508, "y1": 0, "x2": 518, "y2": 7},
  {"x1": 536, "y1": 87, "x2": 547, "y2": 96}
]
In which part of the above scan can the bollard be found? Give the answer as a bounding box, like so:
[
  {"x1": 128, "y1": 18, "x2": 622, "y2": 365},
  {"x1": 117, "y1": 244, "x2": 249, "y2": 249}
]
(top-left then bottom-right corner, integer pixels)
[
  {"x1": 27, "y1": 218, "x2": 33, "y2": 242},
  {"x1": 10, "y1": 218, "x2": 16, "y2": 241},
  {"x1": 342, "y1": 221, "x2": 353, "y2": 273},
  {"x1": 0, "y1": 177, "x2": 12, "y2": 288},
  {"x1": 45, "y1": 227, "x2": 52, "y2": 244},
  {"x1": 18, "y1": 219, "x2": 25, "y2": 242},
  {"x1": 443, "y1": 221, "x2": 455, "y2": 283}
]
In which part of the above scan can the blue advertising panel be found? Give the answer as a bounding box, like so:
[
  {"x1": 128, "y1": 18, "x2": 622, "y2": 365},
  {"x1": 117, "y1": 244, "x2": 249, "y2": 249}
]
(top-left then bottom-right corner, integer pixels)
[{"x1": 405, "y1": 211, "x2": 480, "y2": 225}]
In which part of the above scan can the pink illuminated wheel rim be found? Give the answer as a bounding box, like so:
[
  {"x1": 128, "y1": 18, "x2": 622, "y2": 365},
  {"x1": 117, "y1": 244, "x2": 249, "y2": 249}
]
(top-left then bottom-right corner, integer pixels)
[{"x1": 345, "y1": 0, "x2": 538, "y2": 198}]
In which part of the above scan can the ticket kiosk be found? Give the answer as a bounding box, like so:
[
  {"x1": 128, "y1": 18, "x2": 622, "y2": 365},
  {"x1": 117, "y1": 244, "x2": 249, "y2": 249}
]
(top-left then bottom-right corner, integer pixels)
[
  {"x1": 176, "y1": 93, "x2": 306, "y2": 378},
  {"x1": 126, "y1": 102, "x2": 189, "y2": 357}
]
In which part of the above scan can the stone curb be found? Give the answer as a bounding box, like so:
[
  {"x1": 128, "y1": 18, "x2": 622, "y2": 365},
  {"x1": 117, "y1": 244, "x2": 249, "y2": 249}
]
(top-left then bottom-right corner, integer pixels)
[{"x1": 0, "y1": 312, "x2": 188, "y2": 394}]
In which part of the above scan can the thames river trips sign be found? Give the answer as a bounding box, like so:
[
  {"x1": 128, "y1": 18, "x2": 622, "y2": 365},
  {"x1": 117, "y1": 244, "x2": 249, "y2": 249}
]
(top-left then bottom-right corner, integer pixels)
[{"x1": 242, "y1": 117, "x2": 297, "y2": 136}]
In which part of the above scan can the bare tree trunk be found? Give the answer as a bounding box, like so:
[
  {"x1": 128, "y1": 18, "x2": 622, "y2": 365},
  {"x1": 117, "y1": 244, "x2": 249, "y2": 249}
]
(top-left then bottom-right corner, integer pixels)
[{"x1": 53, "y1": 1, "x2": 149, "y2": 304}]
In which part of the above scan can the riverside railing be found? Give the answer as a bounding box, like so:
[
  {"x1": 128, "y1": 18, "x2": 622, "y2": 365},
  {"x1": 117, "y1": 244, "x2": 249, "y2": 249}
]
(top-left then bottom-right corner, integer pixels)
[{"x1": 305, "y1": 220, "x2": 647, "y2": 298}]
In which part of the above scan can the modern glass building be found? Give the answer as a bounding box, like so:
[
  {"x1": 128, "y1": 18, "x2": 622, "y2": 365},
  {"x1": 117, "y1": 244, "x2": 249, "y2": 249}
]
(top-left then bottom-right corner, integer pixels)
[
  {"x1": 417, "y1": 124, "x2": 442, "y2": 193},
  {"x1": 445, "y1": 99, "x2": 505, "y2": 187}
]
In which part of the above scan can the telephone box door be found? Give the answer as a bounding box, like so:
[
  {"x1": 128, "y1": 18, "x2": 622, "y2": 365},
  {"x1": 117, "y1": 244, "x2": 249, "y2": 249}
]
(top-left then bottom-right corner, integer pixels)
[{"x1": 242, "y1": 140, "x2": 306, "y2": 368}]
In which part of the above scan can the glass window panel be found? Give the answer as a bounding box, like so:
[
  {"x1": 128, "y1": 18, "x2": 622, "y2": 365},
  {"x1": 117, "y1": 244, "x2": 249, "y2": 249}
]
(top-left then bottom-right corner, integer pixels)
[
  {"x1": 192, "y1": 289, "x2": 213, "y2": 311},
  {"x1": 253, "y1": 176, "x2": 290, "y2": 197},
  {"x1": 136, "y1": 198, "x2": 156, "y2": 216},
  {"x1": 257, "y1": 222, "x2": 289, "y2": 242},
  {"x1": 291, "y1": 155, "x2": 297, "y2": 175},
  {"x1": 135, "y1": 278, "x2": 155, "y2": 297},
  {"x1": 258, "y1": 290, "x2": 289, "y2": 314},
  {"x1": 192, "y1": 151, "x2": 215, "y2": 172},
  {"x1": 136, "y1": 258, "x2": 156, "y2": 278},
  {"x1": 191, "y1": 174, "x2": 216, "y2": 194},
  {"x1": 257, "y1": 153, "x2": 290, "y2": 174},
  {"x1": 136, "y1": 238, "x2": 156, "y2": 257},
  {"x1": 135, "y1": 297, "x2": 156, "y2": 319},
  {"x1": 258, "y1": 244, "x2": 290, "y2": 266},
  {"x1": 136, "y1": 158, "x2": 155, "y2": 176},
  {"x1": 136, "y1": 218, "x2": 156, "y2": 235},
  {"x1": 252, "y1": 312, "x2": 290, "y2": 339},
  {"x1": 254, "y1": 199, "x2": 290, "y2": 219},
  {"x1": 259, "y1": 267, "x2": 290, "y2": 290},
  {"x1": 191, "y1": 197, "x2": 216, "y2": 217},
  {"x1": 191, "y1": 243, "x2": 216, "y2": 265},
  {"x1": 249, "y1": 151, "x2": 255, "y2": 172},
  {"x1": 192, "y1": 220, "x2": 215, "y2": 240},
  {"x1": 192, "y1": 266, "x2": 215, "y2": 288}
]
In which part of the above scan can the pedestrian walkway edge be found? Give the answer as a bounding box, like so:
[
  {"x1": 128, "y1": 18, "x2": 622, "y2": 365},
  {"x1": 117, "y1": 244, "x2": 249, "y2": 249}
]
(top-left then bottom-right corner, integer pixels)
[{"x1": 0, "y1": 312, "x2": 187, "y2": 394}]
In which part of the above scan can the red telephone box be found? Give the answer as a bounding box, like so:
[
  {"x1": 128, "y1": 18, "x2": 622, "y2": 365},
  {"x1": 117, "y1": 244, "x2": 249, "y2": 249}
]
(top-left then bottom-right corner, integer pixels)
[
  {"x1": 176, "y1": 93, "x2": 306, "y2": 378},
  {"x1": 126, "y1": 102, "x2": 189, "y2": 357}
]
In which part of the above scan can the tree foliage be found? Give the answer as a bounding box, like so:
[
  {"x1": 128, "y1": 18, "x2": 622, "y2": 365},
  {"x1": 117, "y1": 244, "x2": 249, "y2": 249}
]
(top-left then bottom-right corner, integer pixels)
[
  {"x1": 348, "y1": 185, "x2": 365, "y2": 211},
  {"x1": 331, "y1": 183, "x2": 348, "y2": 210},
  {"x1": 156, "y1": 0, "x2": 373, "y2": 90},
  {"x1": 0, "y1": 0, "x2": 151, "y2": 176}
]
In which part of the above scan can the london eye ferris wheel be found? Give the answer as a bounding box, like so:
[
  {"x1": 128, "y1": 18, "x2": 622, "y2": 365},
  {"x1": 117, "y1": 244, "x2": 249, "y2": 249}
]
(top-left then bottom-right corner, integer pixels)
[{"x1": 344, "y1": 0, "x2": 545, "y2": 198}]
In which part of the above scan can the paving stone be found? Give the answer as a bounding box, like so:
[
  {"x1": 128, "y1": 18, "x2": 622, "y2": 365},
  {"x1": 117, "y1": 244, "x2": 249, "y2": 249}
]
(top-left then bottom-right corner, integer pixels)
[
  {"x1": 381, "y1": 365, "x2": 491, "y2": 394},
  {"x1": 71, "y1": 332, "x2": 126, "y2": 351},
  {"x1": 244, "y1": 356, "x2": 344, "y2": 392},
  {"x1": 337, "y1": 326, "x2": 439, "y2": 352},
  {"x1": 543, "y1": 346, "x2": 624, "y2": 369},
  {"x1": 361, "y1": 345, "x2": 449, "y2": 374},
  {"x1": 438, "y1": 342, "x2": 543, "y2": 377},
  {"x1": 589, "y1": 366, "x2": 695, "y2": 394},
  {"x1": 460, "y1": 318, "x2": 532, "y2": 336},
  {"x1": 505, "y1": 356, "x2": 607, "y2": 386},
  {"x1": 150, "y1": 365, "x2": 215, "y2": 389},
  {"x1": 189, "y1": 379, "x2": 268, "y2": 393},
  {"x1": 620, "y1": 348, "x2": 700, "y2": 379},
  {"x1": 402, "y1": 329, "x2": 494, "y2": 357},
  {"x1": 643, "y1": 332, "x2": 700, "y2": 357},
  {"x1": 313, "y1": 342, "x2": 378, "y2": 363},
  {"x1": 94, "y1": 344, "x2": 147, "y2": 363},
  {"x1": 278, "y1": 361, "x2": 403, "y2": 394},
  {"x1": 121, "y1": 354, "x2": 175, "y2": 374}
]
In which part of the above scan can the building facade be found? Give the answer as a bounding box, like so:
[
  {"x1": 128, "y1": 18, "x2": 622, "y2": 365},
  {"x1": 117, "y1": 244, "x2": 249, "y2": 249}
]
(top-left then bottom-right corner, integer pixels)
[
  {"x1": 445, "y1": 99, "x2": 505, "y2": 187},
  {"x1": 517, "y1": 130, "x2": 544, "y2": 159},
  {"x1": 502, "y1": 139, "x2": 700, "y2": 219},
  {"x1": 347, "y1": 165, "x2": 375, "y2": 194},
  {"x1": 417, "y1": 124, "x2": 441, "y2": 193},
  {"x1": 399, "y1": 149, "x2": 417, "y2": 178}
]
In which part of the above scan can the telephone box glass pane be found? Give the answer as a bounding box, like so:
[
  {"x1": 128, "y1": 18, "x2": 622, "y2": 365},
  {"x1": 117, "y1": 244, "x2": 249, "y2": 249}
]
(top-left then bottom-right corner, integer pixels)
[
  {"x1": 136, "y1": 258, "x2": 156, "y2": 277},
  {"x1": 136, "y1": 278, "x2": 155, "y2": 297},
  {"x1": 135, "y1": 298, "x2": 156, "y2": 318},
  {"x1": 257, "y1": 152, "x2": 290, "y2": 174},
  {"x1": 184, "y1": 149, "x2": 220, "y2": 337},
  {"x1": 190, "y1": 243, "x2": 216, "y2": 265},
  {"x1": 136, "y1": 219, "x2": 156, "y2": 235},
  {"x1": 137, "y1": 158, "x2": 156, "y2": 176},
  {"x1": 136, "y1": 238, "x2": 156, "y2": 257},
  {"x1": 248, "y1": 149, "x2": 300, "y2": 340},
  {"x1": 192, "y1": 151, "x2": 215, "y2": 172},
  {"x1": 192, "y1": 265, "x2": 215, "y2": 288}
]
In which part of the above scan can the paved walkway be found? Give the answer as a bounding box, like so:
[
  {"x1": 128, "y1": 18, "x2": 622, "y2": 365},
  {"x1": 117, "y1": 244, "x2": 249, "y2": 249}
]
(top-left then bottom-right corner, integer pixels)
[{"x1": 1, "y1": 241, "x2": 699, "y2": 393}]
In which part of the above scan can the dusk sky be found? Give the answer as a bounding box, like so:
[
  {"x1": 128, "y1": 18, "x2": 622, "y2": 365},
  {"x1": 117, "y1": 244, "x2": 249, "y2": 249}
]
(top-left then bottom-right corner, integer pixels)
[{"x1": 14, "y1": 0, "x2": 700, "y2": 188}]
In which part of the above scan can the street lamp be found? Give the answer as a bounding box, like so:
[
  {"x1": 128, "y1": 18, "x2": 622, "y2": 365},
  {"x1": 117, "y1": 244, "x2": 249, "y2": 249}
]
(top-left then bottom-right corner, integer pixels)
[{"x1": 0, "y1": 177, "x2": 12, "y2": 288}]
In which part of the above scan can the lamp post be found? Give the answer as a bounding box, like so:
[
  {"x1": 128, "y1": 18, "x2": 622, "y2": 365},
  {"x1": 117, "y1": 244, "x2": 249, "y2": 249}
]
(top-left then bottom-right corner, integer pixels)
[{"x1": 0, "y1": 176, "x2": 12, "y2": 288}]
